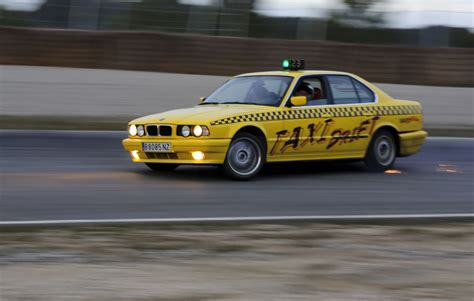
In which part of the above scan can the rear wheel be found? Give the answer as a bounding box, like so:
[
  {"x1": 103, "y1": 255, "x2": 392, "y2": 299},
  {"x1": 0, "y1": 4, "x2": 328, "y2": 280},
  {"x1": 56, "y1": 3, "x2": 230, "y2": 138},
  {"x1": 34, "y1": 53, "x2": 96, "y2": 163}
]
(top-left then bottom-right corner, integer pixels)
[
  {"x1": 145, "y1": 163, "x2": 179, "y2": 172},
  {"x1": 223, "y1": 133, "x2": 265, "y2": 180},
  {"x1": 365, "y1": 129, "x2": 396, "y2": 172}
]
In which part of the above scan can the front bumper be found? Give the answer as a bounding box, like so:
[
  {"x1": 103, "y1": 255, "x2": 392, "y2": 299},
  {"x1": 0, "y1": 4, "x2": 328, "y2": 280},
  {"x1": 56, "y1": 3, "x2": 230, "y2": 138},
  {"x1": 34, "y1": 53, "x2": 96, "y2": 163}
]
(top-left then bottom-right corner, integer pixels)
[
  {"x1": 398, "y1": 130, "x2": 428, "y2": 156},
  {"x1": 122, "y1": 137, "x2": 230, "y2": 164}
]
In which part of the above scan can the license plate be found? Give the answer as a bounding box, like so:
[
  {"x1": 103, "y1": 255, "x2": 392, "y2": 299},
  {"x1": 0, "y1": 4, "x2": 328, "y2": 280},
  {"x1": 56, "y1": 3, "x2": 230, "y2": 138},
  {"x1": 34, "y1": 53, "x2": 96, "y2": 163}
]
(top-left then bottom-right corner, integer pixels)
[{"x1": 142, "y1": 142, "x2": 172, "y2": 153}]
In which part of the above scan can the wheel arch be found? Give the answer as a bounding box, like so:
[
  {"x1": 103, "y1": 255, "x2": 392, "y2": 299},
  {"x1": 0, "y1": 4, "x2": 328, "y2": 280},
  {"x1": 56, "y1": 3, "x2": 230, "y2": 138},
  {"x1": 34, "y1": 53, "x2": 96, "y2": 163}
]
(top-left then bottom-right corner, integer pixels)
[
  {"x1": 230, "y1": 124, "x2": 268, "y2": 157},
  {"x1": 370, "y1": 124, "x2": 400, "y2": 156},
  {"x1": 231, "y1": 124, "x2": 267, "y2": 142}
]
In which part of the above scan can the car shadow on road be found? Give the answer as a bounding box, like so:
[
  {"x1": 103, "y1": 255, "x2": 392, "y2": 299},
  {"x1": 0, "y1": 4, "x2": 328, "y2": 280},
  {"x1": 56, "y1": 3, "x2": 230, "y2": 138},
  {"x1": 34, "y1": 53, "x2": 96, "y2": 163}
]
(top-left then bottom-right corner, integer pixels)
[
  {"x1": 262, "y1": 160, "x2": 367, "y2": 178},
  {"x1": 131, "y1": 160, "x2": 368, "y2": 182}
]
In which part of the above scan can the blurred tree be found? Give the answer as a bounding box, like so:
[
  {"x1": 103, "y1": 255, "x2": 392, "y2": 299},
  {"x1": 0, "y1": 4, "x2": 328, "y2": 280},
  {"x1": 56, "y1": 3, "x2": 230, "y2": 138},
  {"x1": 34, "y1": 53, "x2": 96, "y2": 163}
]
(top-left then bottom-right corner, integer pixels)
[
  {"x1": 0, "y1": 0, "x2": 472, "y2": 47},
  {"x1": 129, "y1": 0, "x2": 190, "y2": 32},
  {"x1": 214, "y1": 0, "x2": 253, "y2": 37},
  {"x1": 31, "y1": 0, "x2": 71, "y2": 28},
  {"x1": 0, "y1": 6, "x2": 31, "y2": 27},
  {"x1": 329, "y1": 0, "x2": 385, "y2": 27}
]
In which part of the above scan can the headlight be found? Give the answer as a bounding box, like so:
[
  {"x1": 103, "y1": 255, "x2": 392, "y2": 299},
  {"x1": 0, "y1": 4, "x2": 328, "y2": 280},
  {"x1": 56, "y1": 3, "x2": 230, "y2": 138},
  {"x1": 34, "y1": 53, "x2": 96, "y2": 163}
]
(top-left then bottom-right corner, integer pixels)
[
  {"x1": 179, "y1": 125, "x2": 210, "y2": 137},
  {"x1": 137, "y1": 125, "x2": 145, "y2": 136},
  {"x1": 181, "y1": 125, "x2": 191, "y2": 137},
  {"x1": 193, "y1": 125, "x2": 203, "y2": 137},
  {"x1": 192, "y1": 125, "x2": 210, "y2": 137},
  {"x1": 129, "y1": 124, "x2": 137, "y2": 136}
]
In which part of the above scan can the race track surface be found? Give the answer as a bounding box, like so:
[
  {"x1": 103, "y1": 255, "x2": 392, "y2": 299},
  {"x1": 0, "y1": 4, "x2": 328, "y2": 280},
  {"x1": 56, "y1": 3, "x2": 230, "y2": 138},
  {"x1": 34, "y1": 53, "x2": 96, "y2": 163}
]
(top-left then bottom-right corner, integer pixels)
[{"x1": 1, "y1": 131, "x2": 472, "y2": 222}]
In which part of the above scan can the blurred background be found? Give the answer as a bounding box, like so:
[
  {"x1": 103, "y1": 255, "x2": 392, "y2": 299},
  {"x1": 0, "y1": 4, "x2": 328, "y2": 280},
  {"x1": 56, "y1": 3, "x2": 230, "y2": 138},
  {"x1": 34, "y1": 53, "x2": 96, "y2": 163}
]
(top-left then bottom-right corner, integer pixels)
[
  {"x1": 1, "y1": 0, "x2": 472, "y2": 130},
  {"x1": 1, "y1": 3, "x2": 473, "y2": 300},
  {"x1": 2, "y1": 0, "x2": 473, "y2": 46},
  {"x1": 1, "y1": 0, "x2": 473, "y2": 86}
]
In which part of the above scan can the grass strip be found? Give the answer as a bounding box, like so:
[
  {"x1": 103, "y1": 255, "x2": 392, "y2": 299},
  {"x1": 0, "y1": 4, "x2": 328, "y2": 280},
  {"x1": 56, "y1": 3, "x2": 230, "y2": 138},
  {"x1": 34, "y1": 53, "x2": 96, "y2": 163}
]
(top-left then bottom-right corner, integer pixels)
[{"x1": 1, "y1": 220, "x2": 472, "y2": 300}]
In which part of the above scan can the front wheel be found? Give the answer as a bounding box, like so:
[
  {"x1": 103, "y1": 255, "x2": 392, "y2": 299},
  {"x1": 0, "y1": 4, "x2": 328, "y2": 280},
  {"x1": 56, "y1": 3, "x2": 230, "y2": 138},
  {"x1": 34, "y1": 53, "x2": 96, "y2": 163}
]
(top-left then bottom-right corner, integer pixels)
[
  {"x1": 145, "y1": 163, "x2": 179, "y2": 172},
  {"x1": 223, "y1": 133, "x2": 265, "y2": 180},
  {"x1": 365, "y1": 129, "x2": 397, "y2": 172}
]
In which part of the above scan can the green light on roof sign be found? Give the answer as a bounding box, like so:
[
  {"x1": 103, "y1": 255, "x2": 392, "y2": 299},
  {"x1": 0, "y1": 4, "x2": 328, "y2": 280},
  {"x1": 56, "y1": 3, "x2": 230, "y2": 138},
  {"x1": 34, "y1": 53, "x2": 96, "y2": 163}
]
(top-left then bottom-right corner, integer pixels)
[{"x1": 281, "y1": 59, "x2": 305, "y2": 71}]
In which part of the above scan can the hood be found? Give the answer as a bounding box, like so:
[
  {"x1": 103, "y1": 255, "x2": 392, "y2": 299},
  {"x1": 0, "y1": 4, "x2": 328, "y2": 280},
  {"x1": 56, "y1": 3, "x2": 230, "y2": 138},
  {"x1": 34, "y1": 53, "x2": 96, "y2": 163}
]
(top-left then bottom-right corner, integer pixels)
[{"x1": 130, "y1": 104, "x2": 272, "y2": 125}]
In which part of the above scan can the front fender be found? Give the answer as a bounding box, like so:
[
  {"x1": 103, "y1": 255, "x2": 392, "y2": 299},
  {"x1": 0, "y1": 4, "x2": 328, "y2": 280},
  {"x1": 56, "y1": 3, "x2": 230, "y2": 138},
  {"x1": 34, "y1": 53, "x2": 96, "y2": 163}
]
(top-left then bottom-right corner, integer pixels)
[
  {"x1": 210, "y1": 122, "x2": 270, "y2": 140},
  {"x1": 227, "y1": 122, "x2": 269, "y2": 140}
]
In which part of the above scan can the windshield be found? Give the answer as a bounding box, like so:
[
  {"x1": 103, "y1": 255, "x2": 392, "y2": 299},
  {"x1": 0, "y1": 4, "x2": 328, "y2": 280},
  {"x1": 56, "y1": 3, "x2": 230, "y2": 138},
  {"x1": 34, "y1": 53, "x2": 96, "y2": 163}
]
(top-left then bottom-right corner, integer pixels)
[{"x1": 202, "y1": 76, "x2": 293, "y2": 106}]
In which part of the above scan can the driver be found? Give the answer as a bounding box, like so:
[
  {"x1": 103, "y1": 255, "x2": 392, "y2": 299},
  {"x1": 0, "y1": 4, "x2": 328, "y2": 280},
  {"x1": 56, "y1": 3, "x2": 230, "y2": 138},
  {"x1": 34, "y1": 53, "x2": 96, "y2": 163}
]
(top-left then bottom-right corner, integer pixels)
[
  {"x1": 248, "y1": 80, "x2": 279, "y2": 103},
  {"x1": 294, "y1": 82, "x2": 314, "y2": 100}
]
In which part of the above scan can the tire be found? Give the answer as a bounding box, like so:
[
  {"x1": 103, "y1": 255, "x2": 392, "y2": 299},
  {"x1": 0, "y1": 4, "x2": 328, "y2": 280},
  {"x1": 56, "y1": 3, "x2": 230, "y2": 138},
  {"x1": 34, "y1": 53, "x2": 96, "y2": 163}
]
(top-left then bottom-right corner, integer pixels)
[
  {"x1": 223, "y1": 132, "x2": 265, "y2": 180},
  {"x1": 145, "y1": 163, "x2": 179, "y2": 172},
  {"x1": 365, "y1": 129, "x2": 397, "y2": 172}
]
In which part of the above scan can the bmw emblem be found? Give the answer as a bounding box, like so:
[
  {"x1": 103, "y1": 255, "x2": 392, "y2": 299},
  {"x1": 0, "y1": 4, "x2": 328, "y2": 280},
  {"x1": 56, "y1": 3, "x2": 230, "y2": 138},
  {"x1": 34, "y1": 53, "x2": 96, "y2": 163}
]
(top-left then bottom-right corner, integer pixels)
[{"x1": 159, "y1": 117, "x2": 165, "y2": 121}]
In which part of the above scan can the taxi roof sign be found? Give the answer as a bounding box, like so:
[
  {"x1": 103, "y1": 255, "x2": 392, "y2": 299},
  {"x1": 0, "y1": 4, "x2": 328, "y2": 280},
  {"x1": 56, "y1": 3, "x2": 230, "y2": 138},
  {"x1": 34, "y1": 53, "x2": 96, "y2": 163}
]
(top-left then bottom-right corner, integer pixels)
[{"x1": 282, "y1": 59, "x2": 305, "y2": 71}]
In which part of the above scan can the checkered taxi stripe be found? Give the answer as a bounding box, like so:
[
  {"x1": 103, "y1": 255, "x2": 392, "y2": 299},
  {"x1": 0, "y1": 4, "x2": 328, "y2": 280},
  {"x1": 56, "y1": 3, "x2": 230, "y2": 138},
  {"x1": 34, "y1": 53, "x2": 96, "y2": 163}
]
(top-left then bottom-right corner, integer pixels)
[{"x1": 210, "y1": 105, "x2": 422, "y2": 126}]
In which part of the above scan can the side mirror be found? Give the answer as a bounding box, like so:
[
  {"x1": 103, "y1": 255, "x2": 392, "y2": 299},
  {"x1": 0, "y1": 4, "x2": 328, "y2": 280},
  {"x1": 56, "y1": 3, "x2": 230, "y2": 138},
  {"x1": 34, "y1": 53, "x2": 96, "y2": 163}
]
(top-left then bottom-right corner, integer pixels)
[
  {"x1": 199, "y1": 97, "x2": 206, "y2": 104},
  {"x1": 290, "y1": 96, "x2": 307, "y2": 107}
]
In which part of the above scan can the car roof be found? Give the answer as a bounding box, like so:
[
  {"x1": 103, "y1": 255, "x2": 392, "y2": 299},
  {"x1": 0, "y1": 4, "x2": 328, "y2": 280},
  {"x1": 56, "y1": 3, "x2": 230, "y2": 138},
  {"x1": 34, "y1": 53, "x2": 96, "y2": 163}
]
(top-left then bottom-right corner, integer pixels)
[{"x1": 236, "y1": 70, "x2": 355, "y2": 78}]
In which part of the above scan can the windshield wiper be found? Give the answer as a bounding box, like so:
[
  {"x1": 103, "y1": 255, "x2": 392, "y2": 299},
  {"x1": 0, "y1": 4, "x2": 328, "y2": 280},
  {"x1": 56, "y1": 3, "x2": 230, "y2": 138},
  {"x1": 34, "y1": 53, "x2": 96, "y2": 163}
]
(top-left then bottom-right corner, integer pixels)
[
  {"x1": 200, "y1": 101, "x2": 273, "y2": 106},
  {"x1": 223, "y1": 101, "x2": 272, "y2": 106},
  {"x1": 200, "y1": 101, "x2": 244, "y2": 105},
  {"x1": 241, "y1": 102, "x2": 270, "y2": 106}
]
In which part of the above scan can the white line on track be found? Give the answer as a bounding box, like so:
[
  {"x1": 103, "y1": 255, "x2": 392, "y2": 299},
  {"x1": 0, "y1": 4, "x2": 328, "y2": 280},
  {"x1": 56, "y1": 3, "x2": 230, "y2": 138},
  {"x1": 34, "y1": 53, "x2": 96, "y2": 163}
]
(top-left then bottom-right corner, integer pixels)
[
  {"x1": 427, "y1": 136, "x2": 473, "y2": 141},
  {"x1": 1, "y1": 214, "x2": 473, "y2": 226}
]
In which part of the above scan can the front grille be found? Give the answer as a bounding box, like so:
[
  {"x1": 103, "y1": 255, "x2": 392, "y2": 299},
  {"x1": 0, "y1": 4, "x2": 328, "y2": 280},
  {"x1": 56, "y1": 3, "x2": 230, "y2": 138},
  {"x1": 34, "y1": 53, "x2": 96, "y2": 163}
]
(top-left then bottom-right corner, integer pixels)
[
  {"x1": 146, "y1": 125, "x2": 158, "y2": 136},
  {"x1": 159, "y1": 125, "x2": 172, "y2": 136},
  {"x1": 145, "y1": 125, "x2": 172, "y2": 136},
  {"x1": 145, "y1": 152, "x2": 178, "y2": 160}
]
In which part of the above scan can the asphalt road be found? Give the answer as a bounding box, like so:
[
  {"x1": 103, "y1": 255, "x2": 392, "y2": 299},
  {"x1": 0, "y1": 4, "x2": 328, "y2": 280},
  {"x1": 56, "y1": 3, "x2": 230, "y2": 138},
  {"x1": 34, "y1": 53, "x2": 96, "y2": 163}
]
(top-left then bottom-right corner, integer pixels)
[{"x1": 0, "y1": 131, "x2": 473, "y2": 222}]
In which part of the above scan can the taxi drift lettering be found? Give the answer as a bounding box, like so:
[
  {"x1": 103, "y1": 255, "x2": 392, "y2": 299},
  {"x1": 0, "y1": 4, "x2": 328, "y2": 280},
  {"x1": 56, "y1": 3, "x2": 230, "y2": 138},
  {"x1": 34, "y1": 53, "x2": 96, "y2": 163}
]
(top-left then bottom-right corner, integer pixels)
[{"x1": 270, "y1": 116, "x2": 379, "y2": 154}]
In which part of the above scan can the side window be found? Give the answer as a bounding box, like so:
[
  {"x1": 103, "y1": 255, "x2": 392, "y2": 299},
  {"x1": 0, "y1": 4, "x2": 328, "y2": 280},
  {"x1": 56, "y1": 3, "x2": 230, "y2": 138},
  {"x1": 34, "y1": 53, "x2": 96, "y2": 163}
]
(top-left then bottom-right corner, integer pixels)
[
  {"x1": 327, "y1": 75, "x2": 359, "y2": 105},
  {"x1": 352, "y1": 79, "x2": 375, "y2": 103},
  {"x1": 292, "y1": 77, "x2": 328, "y2": 106}
]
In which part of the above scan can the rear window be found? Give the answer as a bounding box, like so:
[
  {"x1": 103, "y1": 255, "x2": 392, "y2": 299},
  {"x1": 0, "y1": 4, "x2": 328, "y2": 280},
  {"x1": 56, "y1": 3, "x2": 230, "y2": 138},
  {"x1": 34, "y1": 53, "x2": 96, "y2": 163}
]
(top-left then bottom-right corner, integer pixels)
[
  {"x1": 353, "y1": 79, "x2": 375, "y2": 103},
  {"x1": 327, "y1": 75, "x2": 375, "y2": 104},
  {"x1": 327, "y1": 76, "x2": 359, "y2": 105}
]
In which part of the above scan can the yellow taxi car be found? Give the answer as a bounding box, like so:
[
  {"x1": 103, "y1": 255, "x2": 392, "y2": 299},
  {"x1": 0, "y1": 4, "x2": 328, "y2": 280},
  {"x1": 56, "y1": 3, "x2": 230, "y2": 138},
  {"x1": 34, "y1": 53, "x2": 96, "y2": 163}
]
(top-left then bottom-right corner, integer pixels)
[{"x1": 123, "y1": 60, "x2": 427, "y2": 180}]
